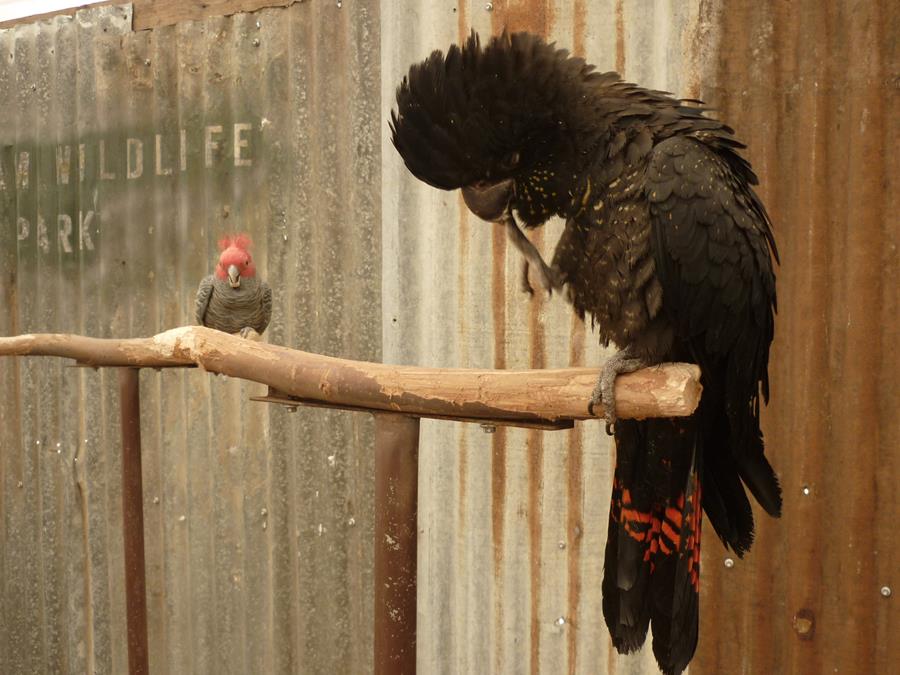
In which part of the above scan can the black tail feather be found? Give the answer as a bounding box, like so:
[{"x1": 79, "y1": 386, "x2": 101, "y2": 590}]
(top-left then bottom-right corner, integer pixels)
[
  {"x1": 602, "y1": 502, "x2": 651, "y2": 652},
  {"x1": 735, "y1": 433, "x2": 783, "y2": 518},
  {"x1": 650, "y1": 451, "x2": 702, "y2": 675},
  {"x1": 702, "y1": 437, "x2": 755, "y2": 556},
  {"x1": 603, "y1": 418, "x2": 701, "y2": 674},
  {"x1": 603, "y1": 362, "x2": 781, "y2": 674}
]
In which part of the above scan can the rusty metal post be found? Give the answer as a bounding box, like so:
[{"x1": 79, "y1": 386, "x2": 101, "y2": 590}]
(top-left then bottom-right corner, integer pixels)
[
  {"x1": 374, "y1": 413, "x2": 420, "y2": 675},
  {"x1": 119, "y1": 367, "x2": 149, "y2": 675}
]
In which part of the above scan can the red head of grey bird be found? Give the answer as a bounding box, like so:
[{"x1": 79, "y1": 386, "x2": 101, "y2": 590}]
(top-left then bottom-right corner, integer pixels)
[{"x1": 215, "y1": 234, "x2": 257, "y2": 288}]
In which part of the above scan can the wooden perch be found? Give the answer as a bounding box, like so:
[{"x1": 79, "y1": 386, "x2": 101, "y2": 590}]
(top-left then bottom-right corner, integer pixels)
[{"x1": 0, "y1": 326, "x2": 702, "y2": 422}]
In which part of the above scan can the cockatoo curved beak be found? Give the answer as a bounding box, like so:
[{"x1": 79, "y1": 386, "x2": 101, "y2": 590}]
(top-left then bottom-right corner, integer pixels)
[
  {"x1": 227, "y1": 264, "x2": 241, "y2": 288},
  {"x1": 461, "y1": 177, "x2": 514, "y2": 223}
]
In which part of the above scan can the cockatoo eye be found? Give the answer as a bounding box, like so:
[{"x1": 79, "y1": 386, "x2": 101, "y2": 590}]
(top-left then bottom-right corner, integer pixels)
[{"x1": 499, "y1": 151, "x2": 520, "y2": 171}]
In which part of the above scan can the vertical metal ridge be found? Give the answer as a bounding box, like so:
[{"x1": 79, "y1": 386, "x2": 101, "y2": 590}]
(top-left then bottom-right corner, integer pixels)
[
  {"x1": 566, "y1": 311, "x2": 586, "y2": 675},
  {"x1": 488, "y1": 222, "x2": 508, "y2": 673},
  {"x1": 695, "y1": 2, "x2": 898, "y2": 674}
]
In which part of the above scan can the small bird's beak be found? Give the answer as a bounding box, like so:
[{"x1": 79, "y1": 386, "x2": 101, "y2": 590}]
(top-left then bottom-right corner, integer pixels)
[
  {"x1": 461, "y1": 178, "x2": 514, "y2": 223},
  {"x1": 227, "y1": 264, "x2": 240, "y2": 288}
]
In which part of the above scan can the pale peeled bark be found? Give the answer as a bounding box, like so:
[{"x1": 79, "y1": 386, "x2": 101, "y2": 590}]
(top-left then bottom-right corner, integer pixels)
[{"x1": 0, "y1": 326, "x2": 702, "y2": 422}]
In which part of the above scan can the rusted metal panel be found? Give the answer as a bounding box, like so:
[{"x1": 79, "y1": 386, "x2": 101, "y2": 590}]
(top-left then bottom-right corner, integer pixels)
[
  {"x1": 693, "y1": 2, "x2": 900, "y2": 673},
  {"x1": 1, "y1": 3, "x2": 379, "y2": 675},
  {"x1": 382, "y1": 2, "x2": 898, "y2": 675}
]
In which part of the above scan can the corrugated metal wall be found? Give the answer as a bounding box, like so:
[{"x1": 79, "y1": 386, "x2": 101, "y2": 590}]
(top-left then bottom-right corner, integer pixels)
[
  {"x1": 1, "y1": 1, "x2": 897, "y2": 674},
  {"x1": 388, "y1": 1, "x2": 898, "y2": 673},
  {"x1": 0, "y1": 3, "x2": 380, "y2": 674},
  {"x1": 694, "y1": 3, "x2": 898, "y2": 673}
]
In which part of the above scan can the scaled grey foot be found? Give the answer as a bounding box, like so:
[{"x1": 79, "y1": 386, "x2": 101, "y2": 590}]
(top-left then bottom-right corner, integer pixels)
[
  {"x1": 239, "y1": 326, "x2": 261, "y2": 340},
  {"x1": 588, "y1": 348, "x2": 648, "y2": 435}
]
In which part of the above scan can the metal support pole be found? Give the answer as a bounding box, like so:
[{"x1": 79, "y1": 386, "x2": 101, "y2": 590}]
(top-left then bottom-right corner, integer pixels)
[
  {"x1": 374, "y1": 413, "x2": 420, "y2": 675},
  {"x1": 119, "y1": 367, "x2": 149, "y2": 675}
]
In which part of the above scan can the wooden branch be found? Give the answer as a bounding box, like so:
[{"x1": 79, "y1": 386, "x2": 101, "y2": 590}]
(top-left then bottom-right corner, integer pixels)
[{"x1": 0, "y1": 326, "x2": 702, "y2": 422}]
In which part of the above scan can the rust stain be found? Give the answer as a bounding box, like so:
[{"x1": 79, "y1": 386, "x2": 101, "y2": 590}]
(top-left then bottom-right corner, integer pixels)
[
  {"x1": 491, "y1": 0, "x2": 555, "y2": 37},
  {"x1": 566, "y1": 313, "x2": 585, "y2": 675},
  {"x1": 525, "y1": 226, "x2": 548, "y2": 674},
  {"x1": 457, "y1": 427, "x2": 468, "y2": 530},
  {"x1": 528, "y1": 229, "x2": 547, "y2": 370},
  {"x1": 490, "y1": 6, "x2": 555, "y2": 669},
  {"x1": 457, "y1": 0, "x2": 468, "y2": 41},
  {"x1": 769, "y1": 5, "x2": 828, "y2": 674},
  {"x1": 490, "y1": 426, "x2": 508, "y2": 674},
  {"x1": 614, "y1": 0, "x2": 625, "y2": 74},
  {"x1": 490, "y1": 218, "x2": 508, "y2": 373},
  {"x1": 572, "y1": 0, "x2": 587, "y2": 56},
  {"x1": 457, "y1": 196, "x2": 471, "y2": 524},
  {"x1": 683, "y1": 0, "x2": 720, "y2": 99},
  {"x1": 696, "y1": 1, "x2": 899, "y2": 674},
  {"x1": 605, "y1": 631, "x2": 617, "y2": 674},
  {"x1": 829, "y1": 4, "x2": 887, "y2": 671},
  {"x1": 490, "y1": 222, "x2": 508, "y2": 674},
  {"x1": 566, "y1": 427, "x2": 584, "y2": 675},
  {"x1": 527, "y1": 427, "x2": 543, "y2": 675},
  {"x1": 567, "y1": 314, "x2": 585, "y2": 390}
]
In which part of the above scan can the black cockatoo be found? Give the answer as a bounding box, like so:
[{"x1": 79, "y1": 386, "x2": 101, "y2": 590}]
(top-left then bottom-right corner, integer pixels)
[
  {"x1": 390, "y1": 32, "x2": 781, "y2": 675},
  {"x1": 195, "y1": 234, "x2": 272, "y2": 338}
]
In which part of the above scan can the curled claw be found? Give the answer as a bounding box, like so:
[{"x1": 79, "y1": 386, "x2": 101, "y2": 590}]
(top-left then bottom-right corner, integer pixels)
[
  {"x1": 589, "y1": 348, "x2": 648, "y2": 435},
  {"x1": 520, "y1": 257, "x2": 563, "y2": 298},
  {"x1": 534, "y1": 261, "x2": 561, "y2": 297},
  {"x1": 521, "y1": 261, "x2": 535, "y2": 295},
  {"x1": 588, "y1": 381, "x2": 617, "y2": 436},
  {"x1": 586, "y1": 398, "x2": 614, "y2": 435},
  {"x1": 540, "y1": 262, "x2": 564, "y2": 295}
]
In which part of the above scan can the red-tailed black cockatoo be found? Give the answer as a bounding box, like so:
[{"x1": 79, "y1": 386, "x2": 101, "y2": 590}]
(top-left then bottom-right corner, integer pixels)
[
  {"x1": 390, "y1": 32, "x2": 781, "y2": 675},
  {"x1": 195, "y1": 234, "x2": 272, "y2": 338}
]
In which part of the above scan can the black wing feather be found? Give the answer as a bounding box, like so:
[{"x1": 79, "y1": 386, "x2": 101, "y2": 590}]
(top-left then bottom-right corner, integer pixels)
[{"x1": 645, "y1": 135, "x2": 782, "y2": 547}]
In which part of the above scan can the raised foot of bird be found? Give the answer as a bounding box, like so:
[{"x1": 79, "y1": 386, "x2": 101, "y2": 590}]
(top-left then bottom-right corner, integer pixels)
[
  {"x1": 588, "y1": 348, "x2": 649, "y2": 434},
  {"x1": 237, "y1": 327, "x2": 262, "y2": 341},
  {"x1": 520, "y1": 259, "x2": 564, "y2": 297}
]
